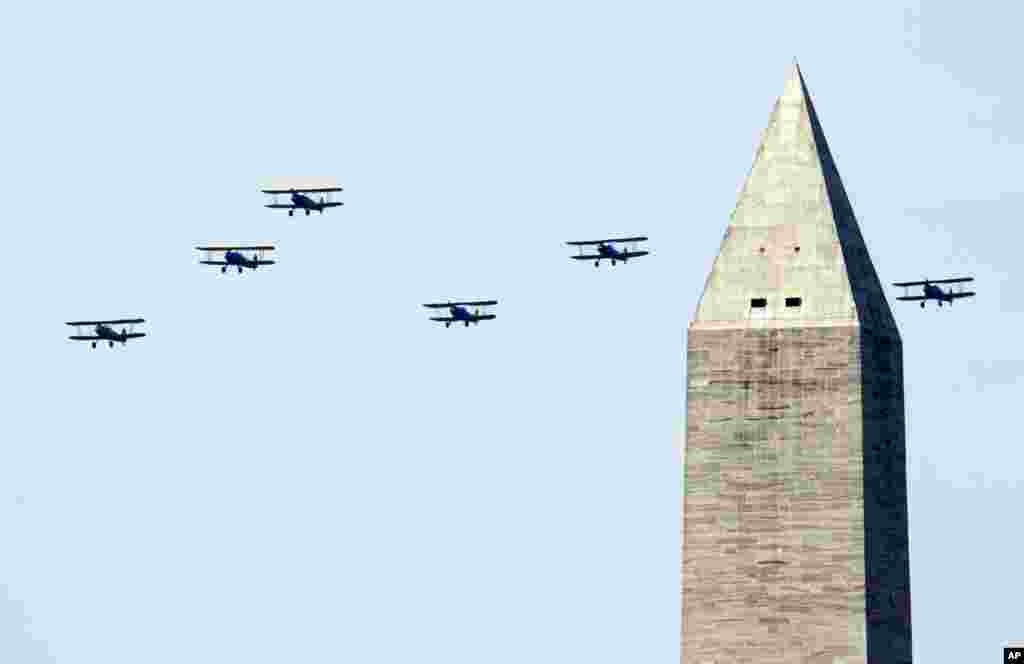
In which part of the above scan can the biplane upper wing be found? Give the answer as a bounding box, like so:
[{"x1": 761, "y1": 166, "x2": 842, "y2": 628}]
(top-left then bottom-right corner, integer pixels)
[
  {"x1": 566, "y1": 236, "x2": 648, "y2": 246},
  {"x1": 927, "y1": 277, "x2": 974, "y2": 285},
  {"x1": 456, "y1": 300, "x2": 497, "y2": 307},
  {"x1": 196, "y1": 246, "x2": 275, "y2": 252},
  {"x1": 892, "y1": 277, "x2": 974, "y2": 287},
  {"x1": 261, "y1": 187, "x2": 343, "y2": 194},
  {"x1": 422, "y1": 300, "x2": 498, "y2": 308},
  {"x1": 65, "y1": 318, "x2": 145, "y2": 326}
]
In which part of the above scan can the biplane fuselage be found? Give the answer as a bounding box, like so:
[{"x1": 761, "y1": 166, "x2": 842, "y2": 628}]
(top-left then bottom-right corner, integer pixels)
[
  {"x1": 292, "y1": 192, "x2": 324, "y2": 211},
  {"x1": 923, "y1": 283, "x2": 953, "y2": 302},
  {"x1": 450, "y1": 306, "x2": 474, "y2": 322},
  {"x1": 94, "y1": 324, "x2": 129, "y2": 343},
  {"x1": 224, "y1": 250, "x2": 260, "y2": 269}
]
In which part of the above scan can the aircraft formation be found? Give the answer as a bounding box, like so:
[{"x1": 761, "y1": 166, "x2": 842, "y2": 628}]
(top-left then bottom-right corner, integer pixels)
[
  {"x1": 64, "y1": 182, "x2": 974, "y2": 348},
  {"x1": 64, "y1": 185, "x2": 651, "y2": 347}
]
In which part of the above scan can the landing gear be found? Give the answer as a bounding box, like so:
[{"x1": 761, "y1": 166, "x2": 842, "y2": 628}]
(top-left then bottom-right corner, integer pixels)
[
  {"x1": 288, "y1": 209, "x2": 294, "y2": 217},
  {"x1": 109, "y1": 341, "x2": 114, "y2": 348},
  {"x1": 938, "y1": 301, "x2": 943, "y2": 308},
  {"x1": 594, "y1": 260, "x2": 599, "y2": 267},
  {"x1": 221, "y1": 266, "x2": 226, "y2": 274},
  {"x1": 920, "y1": 302, "x2": 925, "y2": 308},
  {"x1": 91, "y1": 342, "x2": 96, "y2": 349},
  {"x1": 305, "y1": 209, "x2": 311, "y2": 216},
  {"x1": 611, "y1": 259, "x2": 616, "y2": 266},
  {"x1": 445, "y1": 322, "x2": 451, "y2": 328},
  {"x1": 238, "y1": 266, "x2": 243, "y2": 274},
  {"x1": 465, "y1": 321, "x2": 469, "y2": 327}
]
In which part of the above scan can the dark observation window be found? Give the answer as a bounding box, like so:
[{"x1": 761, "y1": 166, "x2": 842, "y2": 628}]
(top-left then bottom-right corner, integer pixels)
[
  {"x1": 794, "y1": 246, "x2": 800, "y2": 253},
  {"x1": 785, "y1": 297, "x2": 802, "y2": 307},
  {"x1": 750, "y1": 298, "x2": 767, "y2": 308}
]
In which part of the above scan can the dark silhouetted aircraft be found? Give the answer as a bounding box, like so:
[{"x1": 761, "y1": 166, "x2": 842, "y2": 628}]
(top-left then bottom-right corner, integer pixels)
[
  {"x1": 893, "y1": 277, "x2": 975, "y2": 308},
  {"x1": 566, "y1": 236, "x2": 649, "y2": 267},
  {"x1": 197, "y1": 246, "x2": 276, "y2": 274},
  {"x1": 262, "y1": 187, "x2": 343, "y2": 216},
  {"x1": 66, "y1": 319, "x2": 146, "y2": 348},
  {"x1": 422, "y1": 300, "x2": 498, "y2": 328}
]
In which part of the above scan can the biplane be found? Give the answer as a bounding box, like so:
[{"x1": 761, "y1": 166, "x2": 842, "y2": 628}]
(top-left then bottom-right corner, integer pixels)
[
  {"x1": 196, "y1": 246, "x2": 276, "y2": 274},
  {"x1": 566, "y1": 236, "x2": 649, "y2": 267},
  {"x1": 892, "y1": 277, "x2": 976, "y2": 308},
  {"x1": 65, "y1": 319, "x2": 146, "y2": 348},
  {"x1": 261, "y1": 187, "x2": 344, "y2": 216},
  {"x1": 422, "y1": 300, "x2": 498, "y2": 328}
]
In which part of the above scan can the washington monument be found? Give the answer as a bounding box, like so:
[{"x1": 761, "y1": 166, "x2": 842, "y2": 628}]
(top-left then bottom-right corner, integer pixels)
[{"x1": 681, "y1": 62, "x2": 912, "y2": 663}]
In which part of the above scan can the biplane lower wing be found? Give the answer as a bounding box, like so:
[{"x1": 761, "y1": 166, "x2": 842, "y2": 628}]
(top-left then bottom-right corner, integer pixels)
[
  {"x1": 429, "y1": 315, "x2": 497, "y2": 323},
  {"x1": 264, "y1": 202, "x2": 343, "y2": 209},
  {"x1": 571, "y1": 250, "x2": 649, "y2": 260},
  {"x1": 896, "y1": 292, "x2": 975, "y2": 301},
  {"x1": 199, "y1": 260, "x2": 276, "y2": 266},
  {"x1": 68, "y1": 333, "x2": 145, "y2": 341}
]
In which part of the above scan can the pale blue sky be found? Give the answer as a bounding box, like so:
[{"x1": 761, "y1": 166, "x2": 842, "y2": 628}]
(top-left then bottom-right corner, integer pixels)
[{"x1": 1, "y1": 1, "x2": 1020, "y2": 662}]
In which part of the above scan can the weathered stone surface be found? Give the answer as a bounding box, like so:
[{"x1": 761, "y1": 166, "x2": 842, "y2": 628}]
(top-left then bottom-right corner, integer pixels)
[{"x1": 682, "y1": 62, "x2": 911, "y2": 664}]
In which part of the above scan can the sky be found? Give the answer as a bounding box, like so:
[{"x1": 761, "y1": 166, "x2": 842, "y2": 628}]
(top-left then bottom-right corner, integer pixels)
[{"x1": 0, "y1": 1, "x2": 1021, "y2": 662}]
